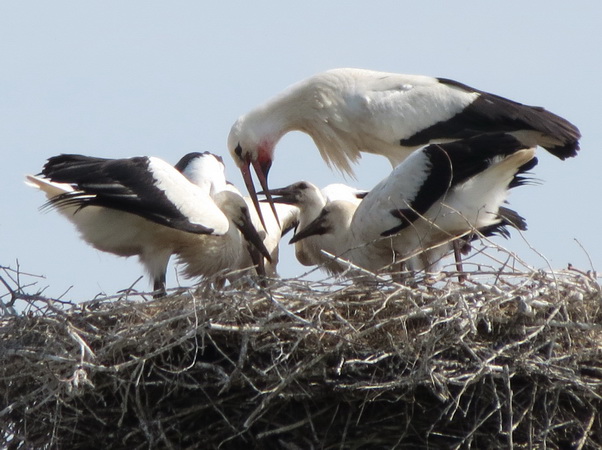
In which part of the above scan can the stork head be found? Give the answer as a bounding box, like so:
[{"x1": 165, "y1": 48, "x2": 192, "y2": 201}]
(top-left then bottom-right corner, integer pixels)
[
  {"x1": 289, "y1": 200, "x2": 355, "y2": 245},
  {"x1": 215, "y1": 190, "x2": 272, "y2": 264},
  {"x1": 258, "y1": 181, "x2": 323, "y2": 210},
  {"x1": 228, "y1": 118, "x2": 279, "y2": 230},
  {"x1": 289, "y1": 204, "x2": 334, "y2": 244}
]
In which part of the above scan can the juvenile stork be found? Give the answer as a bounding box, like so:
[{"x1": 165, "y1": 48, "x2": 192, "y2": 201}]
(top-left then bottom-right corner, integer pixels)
[
  {"x1": 239, "y1": 198, "x2": 299, "y2": 279},
  {"x1": 260, "y1": 181, "x2": 365, "y2": 268},
  {"x1": 179, "y1": 155, "x2": 300, "y2": 280},
  {"x1": 27, "y1": 152, "x2": 269, "y2": 295},
  {"x1": 290, "y1": 133, "x2": 536, "y2": 276}
]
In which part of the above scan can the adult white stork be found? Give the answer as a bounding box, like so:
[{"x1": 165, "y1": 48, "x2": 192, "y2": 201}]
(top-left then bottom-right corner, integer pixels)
[
  {"x1": 259, "y1": 181, "x2": 365, "y2": 268},
  {"x1": 290, "y1": 133, "x2": 536, "y2": 276},
  {"x1": 27, "y1": 152, "x2": 270, "y2": 296},
  {"x1": 228, "y1": 68, "x2": 580, "y2": 222}
]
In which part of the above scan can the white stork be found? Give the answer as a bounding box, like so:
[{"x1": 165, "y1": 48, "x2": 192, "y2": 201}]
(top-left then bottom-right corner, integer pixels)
[
  {"x1": 227, "y1": 68, "x2": 579, "y2": 222},
  {"x1": 27, "y1": 152, "x2": 270, "y2": 296},
  {"x1": 290, "y1": 133, "x2": 536, "y2": 276},
  {"x1": 173, "y1": 188, "x2": 273, "y2": 285}
]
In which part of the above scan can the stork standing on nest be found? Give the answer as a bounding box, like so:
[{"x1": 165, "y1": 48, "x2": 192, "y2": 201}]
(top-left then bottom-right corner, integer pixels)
[
  {"x1": 289, "y1": 134, "x2": 537, "y2": 277},
  {"x1": 227, "y1": 68, "x2": 580, "y2": 224},
  {"x1": 27, "y1": 152, "x2": 270, "y2": 296}
]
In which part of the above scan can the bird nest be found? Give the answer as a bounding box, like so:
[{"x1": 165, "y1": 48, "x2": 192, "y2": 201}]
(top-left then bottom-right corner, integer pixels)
[{"x1": 1, "y1": 251, "x2": 601, "y2": 449}]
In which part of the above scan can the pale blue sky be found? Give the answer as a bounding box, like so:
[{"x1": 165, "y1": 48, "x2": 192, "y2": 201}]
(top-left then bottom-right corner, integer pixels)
[{"x1": 2, "y1": 2, "x2": 600, "y2": 300}]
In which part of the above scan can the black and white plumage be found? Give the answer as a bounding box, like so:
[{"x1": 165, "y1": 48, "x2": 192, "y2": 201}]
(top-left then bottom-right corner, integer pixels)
[
  {"x1": 227, "y1": 67, "x2": 579, "y2": 221},
  {"x1": 27, "y1": 152, "x2": 270, "y2": 295},
  {"x1": 40, "y1": 153, "x2": 229, "y2": 235},
  {"x1": 175, "y1": 151, "x2": 230, "y2": 196},
  {"x1": 290, "y1": 133, "x2": 537, "y2": 275}
]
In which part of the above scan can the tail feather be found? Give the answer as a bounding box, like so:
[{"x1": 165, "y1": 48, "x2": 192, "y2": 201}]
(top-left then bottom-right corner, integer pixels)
[
  {"x1": 42, "y1": 154, "x2": 110, "y2": 184},
  {"x1": 509, "y1": 156, "x2": 539, "y2": 189},
  {"x1": 497, "y1": 206, "x2": 527, "y2": 231},
  {"x1": 468, "y1": 207, "x2": 527, "y2": 245},
  {"x1": 25, "y1": 174, "x2": 74, "y2": 198},
  {"x1": 437, "y1": 78, "x2": 581, "y2": 159}
]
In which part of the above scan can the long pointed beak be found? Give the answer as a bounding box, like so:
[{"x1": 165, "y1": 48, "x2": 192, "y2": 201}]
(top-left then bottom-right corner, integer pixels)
[
  {"x1": 240, "y1": 159, "x2": 267, "y2": 231},
  {"x1": 258, "y1": 186, "x2": 297, "y2": 205},
  {"x1": 247, "y1": 245, "x2": 267, "y2": 277},
  {"x1": 237, "y1": 213, "x2": 272, "y2": 264},
  {"x1": 289, "y1": 210, "x2": 329, "y2": 244},
  {"x1": 251, "y1": 159, "x2": 280, "y2": 228}
]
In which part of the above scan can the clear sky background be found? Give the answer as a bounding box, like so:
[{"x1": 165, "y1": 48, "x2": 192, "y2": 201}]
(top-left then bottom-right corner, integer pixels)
[{"x1": 2, "y1": 2, "x2": 600, "y2": 301}]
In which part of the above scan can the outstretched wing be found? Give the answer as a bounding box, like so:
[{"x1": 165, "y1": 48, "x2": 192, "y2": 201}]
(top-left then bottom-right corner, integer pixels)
[{"x1": 42, "y1": 154, "x2": 229, "y2": 235}]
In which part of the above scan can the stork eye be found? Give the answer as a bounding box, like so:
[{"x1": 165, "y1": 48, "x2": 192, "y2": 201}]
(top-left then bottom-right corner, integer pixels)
[
  {"x1": 298, "y1": 182, "x2": 309, "y2": 190},
  {"x1": 234, "y1": 143, "x2": 243, "y2": 159}
]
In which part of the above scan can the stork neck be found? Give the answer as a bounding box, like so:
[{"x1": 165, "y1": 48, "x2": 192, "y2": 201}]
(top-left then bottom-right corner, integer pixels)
[{"x1": 251, "y1": 76, "x2": 327, "y2": 145}]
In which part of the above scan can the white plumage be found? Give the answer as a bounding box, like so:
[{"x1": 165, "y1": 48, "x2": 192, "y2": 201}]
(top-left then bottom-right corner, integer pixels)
[
  {"x1": 261, "y1": 181, "x2": 365, "y2": 268},
  {"x1": 179, "y1": 158, "x2": 300, "y2": 280},
  {"x1": 237, "y1": 199, "x2": 299, "y2": 279},
  {"x1": 175, "y1": 151, "x2": 230, "y2": 196},
  {"x1": 186, "y1": 180, "x2": 300, "y2": 282},
  {"x1": 173, "y1": 189, "x2": 271, "y2": 284},
  {"x1": 290, "y1": 199, "x2": 368, "y2": 275},
  {"x1": 26, "y1": 174, "x2": 184, "y2": 292},
  {"x1": 165, "y1": 152, "x2": 299, "y2": 283},
  {"x1": 228, "y1": 68, "x2": 579, "y2": 221}
]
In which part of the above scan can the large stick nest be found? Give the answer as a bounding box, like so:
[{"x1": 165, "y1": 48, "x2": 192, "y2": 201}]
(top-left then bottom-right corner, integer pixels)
[{"x1": 1, "y1": 256, "x2": 601, "y2": 449}]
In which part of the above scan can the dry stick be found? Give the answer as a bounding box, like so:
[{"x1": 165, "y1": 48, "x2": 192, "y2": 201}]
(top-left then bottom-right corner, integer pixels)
[
  {"x1": 203, "y1": 331, "x2": 263, "y2": 395},
  {"x1": 574, "y1": 408, "x2": 596, "y2": 450},
  {"x1": 256, "y1": 406, "x2": 331, "y2": 440},
  {"x1": 2, "y1": 253, "x2": 600, "y2": 448},
  {"x1": 573, "y1": 238, "x2": 596, "y2": 274},
  {"x1": 158, "y1": 290, "x2": 201, "y2": 374},
  {"x1": 452, "y1": 391, "x2": 505, "y2": 450},
  {"x1": 242, "y1": 348, "x2": 338, "y2": 429},
  {"x1": 504, "y1": 365, "x2": 514, "y2": 449}
]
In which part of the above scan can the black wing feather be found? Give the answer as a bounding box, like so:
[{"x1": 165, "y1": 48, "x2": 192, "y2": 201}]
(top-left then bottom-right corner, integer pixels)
[
  {"x1": 400, "y1": 78, "x2": 580, "y2": 159},
  {"x1": 382, "y1": 133, "x2": 533, "y2": 237},
  {"x1": 43, "y1": 154, "x2": 215, "y2": 235}
]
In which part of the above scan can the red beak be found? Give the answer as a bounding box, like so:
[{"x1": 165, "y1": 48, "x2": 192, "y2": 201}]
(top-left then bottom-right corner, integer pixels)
[
  {"x1": 240, "y1": 157, "x2": 266, "y2": 230},
  {"x1": 240, "y1": 156, "x2": 280, "y2": 230}
]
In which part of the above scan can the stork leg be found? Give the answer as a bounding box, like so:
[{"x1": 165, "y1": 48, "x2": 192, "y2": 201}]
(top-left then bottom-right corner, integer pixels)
[
  {"x1": 153, "y1": 277, "x2": 167, "y2": 298},
  {"x1": 453, "y1": 241, "x2": 466, "y2": 283}
]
